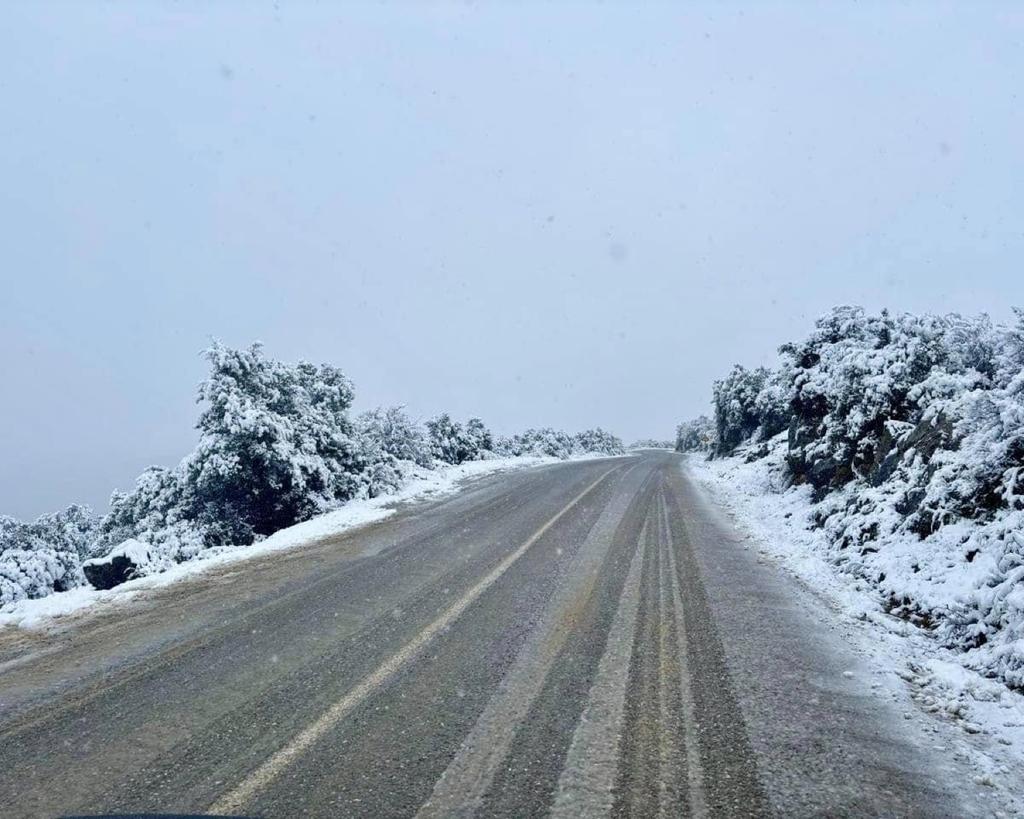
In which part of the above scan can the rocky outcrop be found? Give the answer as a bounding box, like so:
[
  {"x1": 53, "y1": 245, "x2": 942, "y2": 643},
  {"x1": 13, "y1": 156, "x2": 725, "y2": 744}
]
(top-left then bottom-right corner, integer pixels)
[
  {"x1": 869, "y1": 415, "x2": 953, "y2": 487},
  {"x1": 787, "y1": 412, "x2": 954, "y2": 499},
  {"x1": 786, "y1": 417, "x2": 849, "y2": 497}
]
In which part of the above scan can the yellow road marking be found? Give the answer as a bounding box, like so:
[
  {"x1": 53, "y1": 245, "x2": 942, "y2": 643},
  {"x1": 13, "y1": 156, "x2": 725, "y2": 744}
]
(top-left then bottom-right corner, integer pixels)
[{"x1": 208, "y1": 464, "x2": 621, "y2": 815}]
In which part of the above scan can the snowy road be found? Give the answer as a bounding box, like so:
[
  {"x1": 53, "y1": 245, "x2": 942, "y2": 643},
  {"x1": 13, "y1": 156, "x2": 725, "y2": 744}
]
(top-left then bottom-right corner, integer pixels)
[{"x1": 0, "y1": 451, "x2": 1005, "y2": 817}]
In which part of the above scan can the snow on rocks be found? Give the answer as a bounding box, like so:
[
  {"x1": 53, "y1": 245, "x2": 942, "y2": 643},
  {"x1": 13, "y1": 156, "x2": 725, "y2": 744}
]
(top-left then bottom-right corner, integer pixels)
[
  {"x1": 0, "y1": 505, "x2": 97, "y2": 605},
  {"x1": 81, "y1": 539, "x2": 151, "y2": 590}
]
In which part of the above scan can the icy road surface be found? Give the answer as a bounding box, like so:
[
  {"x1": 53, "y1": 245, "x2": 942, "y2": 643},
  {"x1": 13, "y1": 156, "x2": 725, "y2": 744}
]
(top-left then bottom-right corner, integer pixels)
[{"x1": 0, "y1": 451, "x2": 1009, "y2": 817}]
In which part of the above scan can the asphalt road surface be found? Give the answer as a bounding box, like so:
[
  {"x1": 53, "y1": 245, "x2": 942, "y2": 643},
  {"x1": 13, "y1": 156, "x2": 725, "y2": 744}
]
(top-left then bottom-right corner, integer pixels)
[{"x1": 0, "y1": 451, "x2": 1001, "y2": 817}]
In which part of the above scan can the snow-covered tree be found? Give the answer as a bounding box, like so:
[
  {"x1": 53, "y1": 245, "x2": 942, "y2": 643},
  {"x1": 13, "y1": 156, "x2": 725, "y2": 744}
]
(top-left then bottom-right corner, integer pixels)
[
  {"x1": 712, "y1": 365, "x2": 789, "y2": 455},
  {"x1": 464, "y1": 417, "x2": 494, "y2": 456},
  {"x1": 0, "y1": 505, "x2": 98, "y2": 604},
  {"x1": 675, "y1": 416, "x2": 714, "y2": 453},
  {"x1": 356, "y1": 406, "x2": 432, "y2": 467},
  {"x1": 356, "y1": 406, "x2": 433, "y2": 497},
  {"x1": 186, "y1": 342, "x2": 367, "y2": 542},
  {"x1": 427, "y1": 414, "x2": 469, "y2": 464}
]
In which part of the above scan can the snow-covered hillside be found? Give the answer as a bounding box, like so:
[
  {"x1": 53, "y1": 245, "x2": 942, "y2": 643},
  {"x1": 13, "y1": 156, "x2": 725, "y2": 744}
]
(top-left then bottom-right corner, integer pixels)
[{"x1": 678, "y1": 306, "x2": 1024, "y2": 689}]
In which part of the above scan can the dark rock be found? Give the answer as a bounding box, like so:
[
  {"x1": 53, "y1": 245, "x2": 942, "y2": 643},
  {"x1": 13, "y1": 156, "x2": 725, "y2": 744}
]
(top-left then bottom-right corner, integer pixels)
[
  {"x1": 901, "y1": 414, "x2": 953, "y2": 461},
  {"x1": 870, "y1": 415, "x2": 953, "y2": 488},
  {"x1": 868, "y1": 422, "x2": 901, "y2": 486},
  {"x1": 789, "y1": 411, "x2": 954, "y2": 500},
  {"x1": 83, "y1": 554, "x2": 138, "y2": 590},
  {"x1": 786, "y1": 417, "x2": 848, "y2": 497},
  {"x1": 82, "y1": 539, "x2": 150, "y2": 590},
  {"x1": 896, "y1": 487, "x2": 927, "y2": 517}
]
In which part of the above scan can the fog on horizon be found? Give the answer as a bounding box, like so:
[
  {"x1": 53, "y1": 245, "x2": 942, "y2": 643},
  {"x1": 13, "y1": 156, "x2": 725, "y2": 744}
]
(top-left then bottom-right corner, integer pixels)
[{"x1": 2, "y1": 2, "x2": 1022, "y2": 519}]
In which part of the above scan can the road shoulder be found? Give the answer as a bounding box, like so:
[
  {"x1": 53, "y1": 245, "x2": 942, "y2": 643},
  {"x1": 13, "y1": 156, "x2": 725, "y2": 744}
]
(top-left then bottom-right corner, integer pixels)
[{"x1": 677, "y1": 458, "x2": 1022, "y2": 817}]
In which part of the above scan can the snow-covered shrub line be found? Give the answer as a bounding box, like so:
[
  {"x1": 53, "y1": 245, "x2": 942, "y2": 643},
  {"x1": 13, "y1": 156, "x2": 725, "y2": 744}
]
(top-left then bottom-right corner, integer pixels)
[
  {"x1": 678, "y1": 306, "x2": 1024, "y2": 688},
  {"x1": 1, "y1": 342, "x2": 624, "y2": 608},
  {"x1": 629, "y1": 438, "x2": 675, "y2": 450},
  {"x1": 0, "y1": 455, "x2": 579, "y2": 629}
]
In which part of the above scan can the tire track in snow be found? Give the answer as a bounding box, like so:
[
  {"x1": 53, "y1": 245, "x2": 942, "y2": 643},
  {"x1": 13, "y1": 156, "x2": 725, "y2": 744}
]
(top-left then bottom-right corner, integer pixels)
[
  {"x1": 415, "y1": 462, "x2": 642, "y2": 818},
  {"x1": 207, "y1": 465, "x2": 622, "y2": 816},
  {"x1": 548, "y1": 515, "x2": 647, "y2": 818}
]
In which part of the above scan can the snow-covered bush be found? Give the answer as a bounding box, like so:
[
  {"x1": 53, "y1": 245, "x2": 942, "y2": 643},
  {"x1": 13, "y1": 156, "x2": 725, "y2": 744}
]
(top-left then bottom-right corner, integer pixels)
[
  {"x1": 496, "y1": 427, "x2": 576, "y2": 458},
  {"x1": 426, "y1": 414, "x2": 490, "y2": 465},
  {"x1": 724, "y1": 307, "x2": 1015, "y2": 526},
  {"x1": 674, "y1": 416, "x2": 714, "y2": 453},
  {"x1": 93, "y1": 466, "x2": 203, "y2": 561},
  {"x1": 426, "y1": 413, "x2": 463, "y2": 464},
  {"x1": 356, "y1": 406, "x2": 432, "y2": 497},
  {"x1": 464, "y1": 417, "x2": 494, "y2": 456},
  {"x1": 357, "y1": 406, "x2": 432, "y2": 468},
  {"x1": 0, "y1": 505, "x2": 98, "y2": 604},
  {"x1": 712, "y1": 365, "x2": 789, "y2": 455},
  {"x1": 631, "y1": 438, "x2": 675, "y2": 450},
  {"x1": 913, "y1": 313, "x2": 1024, "y2": 530},
  {"x1": 495, "y1": 427, "x2": 623, "y2": 458},
  {"x1": 783, "y1": 307, "x2": 997, "y2": 495},
  {"x1": 700, "y1": 306, "x2": 1024, "y2": 688},
  {"x1": 573, "y1": 428, "x2": 625, "y2": 455}
]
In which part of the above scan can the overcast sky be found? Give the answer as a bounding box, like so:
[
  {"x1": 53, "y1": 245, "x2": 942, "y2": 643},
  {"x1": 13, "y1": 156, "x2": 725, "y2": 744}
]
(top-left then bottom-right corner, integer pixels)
[{"x1": 2, "y1": 2, "x2": 1023, "y2": 519}]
